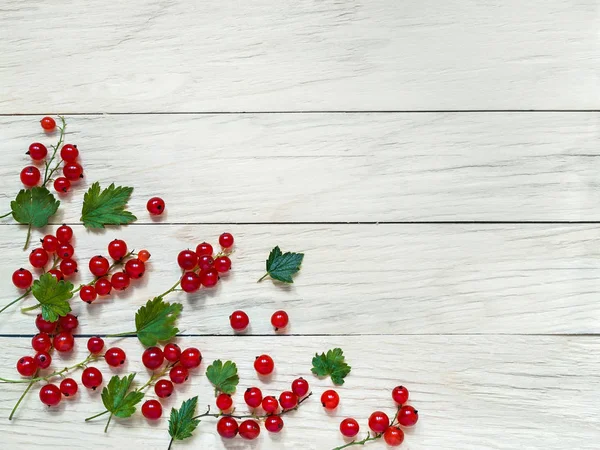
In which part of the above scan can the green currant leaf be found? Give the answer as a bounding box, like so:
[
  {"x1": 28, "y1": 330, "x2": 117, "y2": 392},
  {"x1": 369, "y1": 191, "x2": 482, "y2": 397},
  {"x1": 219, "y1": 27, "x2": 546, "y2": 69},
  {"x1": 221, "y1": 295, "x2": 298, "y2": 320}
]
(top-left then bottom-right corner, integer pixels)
[
  {"x1": 31, "y1": 273, "x2": 73, "y2": 322},
  {"x1": 205, "y1": 360, "x2": 239, "y2": 396},
  {"x1": 80, "y1": 182, "x2": 136, "y2": 228},
  {"x1": 311, "y1": 348, "x2": 351, "y2": 385},
  {"x1": 169, "y1": 396, "x2": 200, "y2": 442},
  {"x1": 260, "y1": 246, "x2": 304, "y2": 283},
  {"x1": 135, "y1": 297, "x2": 183, "y2": 347},
  {"x1": 11, "y1": 187, "x2": 60, "y2": 228},
  {"x1": 101, "y1": 373, "x2": 144, "y2": 419}
]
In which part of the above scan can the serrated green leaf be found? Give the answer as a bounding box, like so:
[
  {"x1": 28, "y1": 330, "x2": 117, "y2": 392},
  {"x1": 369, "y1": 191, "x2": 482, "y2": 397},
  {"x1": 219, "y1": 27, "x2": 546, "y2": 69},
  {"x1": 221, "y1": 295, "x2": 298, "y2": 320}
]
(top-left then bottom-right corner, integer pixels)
[
  {"x1": 261, "y1": 246, "x2": 304, "y2": 283},
  {"x1": 311, "y1": 348, "x2": 351, "y2": 385},
  {"x1": 101, "y1": 374, "x2": 144, "y2": 419},
  {"x1": 31, "y1": 273, "x2": 73, "y2": 322},
  {"x1": 205, "y1": 360, "x2": 239, "y2": 396},
  {"x1": 80, "y1": 182, "x2": 136, "y2": 228},
  {"x1": 11, "y1": 187, "x2": 60, "y2": 228},
  {"x1": 134, "y1": 297, "x2": 183, "y2": 347},
  {"x1": 169, "y1": 396, "x2": 200, "y2": 442}
]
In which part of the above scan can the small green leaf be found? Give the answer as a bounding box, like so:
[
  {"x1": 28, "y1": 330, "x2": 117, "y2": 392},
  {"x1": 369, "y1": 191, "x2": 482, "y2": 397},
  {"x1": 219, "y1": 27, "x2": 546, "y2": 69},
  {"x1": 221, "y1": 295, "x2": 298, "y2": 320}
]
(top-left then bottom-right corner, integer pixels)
[
  {"x1": 311, "y1": 348, "x2": 351, "y2": 385},
  {"x1": 169, "y1": 397, "x2": 200, "y2": 442},
  {"x1": 101, "y1": 374, "x2": 144, "y2": 419},
  {"x1": 135, "y1": 297, "x2": 183, "y2": 346},
  {"x1": 11, "y1": 187, "x2": 60, "y2": 228},
  {"x1": 31, "y1": 273, "x2": 73, "y2": 322},
  {"x1": 81, "y1": 182, "x2": 136, "y2": 228},
  {"x1": 205, "y1": 360, "x2": 239, "y2": 395},
  {"x1": 260, "y1": 246, "x2": 304, "y2": 283}
]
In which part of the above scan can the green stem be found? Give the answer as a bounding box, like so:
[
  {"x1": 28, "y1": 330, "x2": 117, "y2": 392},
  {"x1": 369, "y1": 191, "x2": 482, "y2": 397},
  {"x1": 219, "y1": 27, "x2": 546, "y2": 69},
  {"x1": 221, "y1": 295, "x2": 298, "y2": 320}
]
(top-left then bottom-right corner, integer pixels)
[
  {"x1": 0, "y1": 290, "x2": 32, "y2": 315},
  {"x1": 1, "y1": 353, "x2": 95, "y2": 384},
  {"x1": 104, "y1": 414, "x2": 113, "y2": 433},
  {"x1": 72, "y1": 251, "x2": 136, "y2": 296},
  {"x1": 0, "y1": 211, "x2": 11, "y2": 219},
  {"x1": 136, "y1": 364, "x2": 173, "y2": 393},
  {"x1": 20, "y1": 303, "x2": 41, "y2": 313},
  {"x1": 42, "y1": 116, "x2": 67, "y2": 187},
  {"x1": 332, "y1": 432, "x2": 381, "y2": 450},
  {"x1": 257, "y1": 273, "x2": 269, "y2": 283},
  {"x1": 23, "y1": 224, "x2": 32, "y2": 251},
  {"x1": 85, "y1": 410, "x2": 109, "y2": 422},
  {"x1": 157, "y1": 278, "x2": 182, "y2": 299},
  {"x1": 8, "y1": 375, "x2": 38, "y2": 420}
]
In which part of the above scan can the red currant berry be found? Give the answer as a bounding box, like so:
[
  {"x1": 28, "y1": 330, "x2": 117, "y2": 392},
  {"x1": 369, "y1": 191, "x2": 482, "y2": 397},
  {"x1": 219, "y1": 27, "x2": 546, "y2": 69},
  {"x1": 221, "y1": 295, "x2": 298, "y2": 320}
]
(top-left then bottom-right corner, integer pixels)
[
  {"x1": 321, "y1": 390, "x2": 340, "y2": 410},
  {"x1": 48, "y1": 269, "x2": 64, "y2": 281},
  {"x1": 87, "y1": 336, "x2": 104, "y2": 354},
  {"x1": 214, "y1": 256, "x2": 231, "y2": 273},
  {"x1": 216, "y1": 393, "x2": 233, "y2": 411},
  {"x1": 142, "y1": 346, "x2": 164, "y2": 370},
  {"x1": 141, "y1": 399, "x2": 162, "y2": 420},
  {"x1": 35, "y1": 351, "x2": 52, "y2": 369},
  {"x1": 63, "y1": 162, "x2": 83, "y2": 181},
  {"x1": 110, "y1": 271, "x2": 130, "y2": 291},
  {"x1": 32, "y1": 333, "x2": 52, "y2": 352},
  {"x1": 80, "y1": 285, "x2": 97, "y2": 303},
  {"x1": 392, "y1": 385, "x2": 409, "y2": 405},
  {"x1": 20, "y1": 166, "x2": 41, "y2": 187},
  {"x1": 154, "y1": 379, "x2": 174, "y2": 398},
  {"x1": 89, "y1": 255, "x2": 109, "y2": 277},
  {"x1": 17, "y1": 356, "x2": 38, "y2": 377},
  {"x1": 137, "y1": 249, "x2": 151, "y2": 262},
  {"x1": 244, "y1": 387, "x2": 263, "y2": 408},
  {"x1": 384, "y1": 426, "x2": 405, "y2": 446},
  {"x1": 147, "y1": 197, "x2": 165, "y2": 215},
  {"x1": 229, "y1": 310, "x2": 249, "y2": 332},
  {"x1": 197, "y1": 255, "x2": 214, "y2": 271},
  {"x1": 57, "y1": 243, "x2": 74, "y2": 259},
  {"x1": 59, "y1": 378, "x2": 78, "y2": 397},
  {"x1": 125, "y1": 258, "x2": 145, "y2": 279},
  {"x1": 40, "y1": 117, "x2": 56, "y2": 131},
  {"x1": 291, "y1": 377, "x2": 310, "y2": 398},
  {"x1": 39, "y1": 384, "x2": 61, "y2": 406},
  {"x1": 271, "y1": 310, "x2": 289, "y2": 331},
  {"x1": 95, "y1": 278, "x2": 112, "y2": 296},
  {"x1": 195, "y1": 242, "x2": 213, "y2": 257},
  {"x1": 368, "y1": 411, "x2": 390, "y2": 433},
  {"x1": 340, "y1": 418, "x2": 360, "y2": 437},
  {"x1": 261, "y1": 396, "x2": 279, "y2": 414},
  {"x1": 238, "y1": 420, "x2": 260, "y2": 440},
  {"x1": 81, "y1": 367, "x2": 103, "y2": 390},
  {"x1": 217, "y1": 417, "x2": 238, "y2": 438},
  {"x1": 59, "y1": 258, "x2": 78, "y2": 276},
  {"x1": 58, "y1": 313, "x2": 79, "y2": 331},
  {"x1": 12, "y1": 268, "x2": 33, "y2": 289},
  {"x1": 180, "y1": 272, "x2": 201, "y2": 293},
  {"x1": 41, "y1": 235, "x2": 59, "y2": 253},
  {"x1": 180, "y1": 347, "x2": 201, "y2": 369},
  {"x1": 28, "y1": 142, "x2": 48, "y2": 161},
  {"x1": 279, "y1": 391, "x2": 298, "y2": 410},
  {"x1": 53, "y1": 331, "x2": 75, "y2": 352},
  {"x1": 35, "y1": 314, "x2": 57, "y2": 333},
  {"x1": 254, "y1": 354, "x2": 274, "y2": 376},
  {"x1": 169, "y1": 365, "x2": 189, "y2": 384},
  {"x1": 56, "y1": 225, "x2": 73, "y2": 243},
  {"x1": 29, "y1": 248, "x2": 49, "y2": 268},
  {"x1": 177, "y1": 250, "x2": 198, "y2": 270},
  {"x1": 53, "y1": 177, "x2": 71, "y2": 194},
  {"x1": 265, "y1": 415, "x2": 284, "y2": 433},
  {"x1": 163, "y1": 343, "x2": 181, "y2": 362},
  {"x1": 105, "y1": 347, "x2": 126, "y2": 367},
  {"x1": 60, "y1": 144, "x2": 79, "y2": 162},
  {"x1": 107, "y1": 239, "x2": 128, "y2": 260},
  {"x1": 200, "y1": 268, "x2": 219, "y2": 287},
  {"x1": 219, "y1": 232, "x2": 234, "y2": 248},
  {"x1": 397, "y1": 405, "x2": 419, "y2": 427}
]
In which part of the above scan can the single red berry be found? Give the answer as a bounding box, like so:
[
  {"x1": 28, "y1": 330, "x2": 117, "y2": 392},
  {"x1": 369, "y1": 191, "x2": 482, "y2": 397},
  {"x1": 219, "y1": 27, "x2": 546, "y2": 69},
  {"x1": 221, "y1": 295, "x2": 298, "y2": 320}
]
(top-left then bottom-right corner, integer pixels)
[
  {"x1": 35, "y1": 351, "x2": 52, "y2": 369},
  {"x1": 180, "y1": 347, "x2": 202, "y2": 369},
  {"x1": 39, "y1": 384, "x2": 61, "y2": 406},
  {"x1": 41, "y1": 235, "x2": 59, "y2": 253},
  {"x1": 177, "y1": 250, "x2": 198, "y2": 270},
  {"x1": 214, "y1": 256, "x2": 231, "y2": 273},
  {"x1": 217, "y1": 417, "x2": 239, "y2": 439},
  {"x1": 195, "y1": 242, "x2": 213, "y2": 257},
  {"x1": 56, "y1": 225, "x2": 73, "y2": 243},
  {"x1": 81, "y1": 367, "x2": 103, "y2": 389},
  {"x1": 58, "y1": 313, "x2": 79, "y2": 331},
  {"x1": 384, "y1": 426, "x2": 405, "y2": 446},
  {"x1": 60, "y1": 144, "x2": 79, "y2": 162},
  {"x1": 216, "y1": 393, "x2": 233, "y2": 411},
  {"x1": 110, "y1": 271, "x2": 130, "y2": 291},
  {"x1": 141, "y1": 399, "x2": 162, "y2": 420},
  {"x1": 254, "y1": 354, "x2": 274, "y2": 376},
  {"x1": 48, "y1": 269, "x2": 64, "y2": 281},
  {"x1": 17, "y1": 356, "x2": 38, "y2": 377},
  {"x1": 57, "y1": 243, "x2": 74, "y2": 259},
  {"x1": 80, "y1": 285, "x2": 97, "y2": 303},
  {"x1": 63, "y1": 162, "x2": 83, "y2": 181},
  {"x1": 87, "y1": 336, "x2": 104, "y2": 354},
  {"x1": 154, "y1": 379, "x2": 174, "y2": 398},
  {"x1": 169, "y1": 365, "x2": 189, "y2": 384},
  {"x1": 219, "y1": 232, "x2": 234, "y2": 248},
  {"x1": 197, "y1": 255, "x2": 214, "y2": 271},
  {"x1": 261, "y1": 396, "x2": 279, "y2": 414},
  {"x1": 279, "y1": 391, "x2": 298, "y2": 410},
  {"x1": 105, "y1": 347, "x2": 126, "y2": 367},
  {"x1": 142, "y1": 347, "x2": 164, "y2": 370},
  {"x1": 271, "y1": 310, "x2": 289, "y2": 331},
  {"x1": 340, "y1": 418, "x2": 360, "y2": 437},
  {"x1": 229, "y1": 310, "x2": 249, "y2": 332},
  {"x1": 125, "y1": 258, "x2": 145, "y2": 279},
  {"x1": 392, "y1": 385, "x2": 409, "y2": 405},
  {"x1": 53, "y1": 331, "x2": 75, "y2": 352},
  {"x1": 59, "y1": 378, "x2": 78, "y2": 397},
  {"x1": 59, "y1": 258, "x2": 78, "y2": 276},
  {"x1": 200, "y1": 268, "x2": 219, "y2": 287},
  {"x1": 12, "y1": 268, "x2": 33, "y2": 289},
  {"x1": 238, "y1": 420, "x2": 260, "y2": 440},
  {"x1": 180, "y1": 272, "x2": 201, "y2": 293},
  {"x1": 291, "y1": 377, "x2": 310, "y2": 398},
  {"x1": 89, "y1": 255, "x2": 109, "y2": 277},
  {"x1": 264, "y1": 415, "x2": 284, "y2": 433},
  {"x1": 397, "y1": 405, "x2": 419, "y2": 427},
  {"x1": 95, "y1": 278, "x2": 112, "y2": 296},
  {"x1": 40, "y1": 117, "x2": 56, "y2": 131},
  {"x1": 20, "y1": 166, "x2": 41, "y2": 187},
  {"x1": 321, "y1": 390, "x2": 340, "y2": 410},
  {"x1": 368, "y1": 411, "x2": 390, "y2": 433},
  {"x1": 107, "y1": 239, "x2": 128, "y2": 260},
  {"x1": 244, "y1": 387, "x2": 263, "y2": 408},
  {"x1": 35, "y1": 314, "x2": 57, "y2": 333},
  {"x1": 147, "y1": 197, "x2": 165, "y2": 215},
  {"x1": 32, "y1": 333, "x2": 52, "y2": 352},
  {"x1": 53, "y1": 177, "x2": 71, "y2": 194},
  {"x1": 28, "y1": 142, "x2": 48, "y2": 161},
  {"x1": 137, "y1": 249, "x2": 151, "y2": 262},
  {"x1": 163, "y1": 343, "x2": 181, "y2": 362},
  {"x1": 29, "y1": 248, "x2": 49, "y2": 268}
]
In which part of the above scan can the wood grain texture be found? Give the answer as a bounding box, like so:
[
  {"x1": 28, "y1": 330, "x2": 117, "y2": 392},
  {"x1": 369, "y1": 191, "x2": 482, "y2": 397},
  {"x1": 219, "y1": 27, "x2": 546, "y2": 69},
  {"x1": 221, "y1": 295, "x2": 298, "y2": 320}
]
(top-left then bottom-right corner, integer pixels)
[
  {"x1": 0, "y1": 0, "x2": 598, "y2": 112},
  {"x1": 1, "y1": 224, "x2": 599, "y2": 335},
  {"x1": 1, "y1": 336, "x2": 598, "y2": 450},
  {"x1": 1, "y1": 113, "x2": 599, "y2": 222}
]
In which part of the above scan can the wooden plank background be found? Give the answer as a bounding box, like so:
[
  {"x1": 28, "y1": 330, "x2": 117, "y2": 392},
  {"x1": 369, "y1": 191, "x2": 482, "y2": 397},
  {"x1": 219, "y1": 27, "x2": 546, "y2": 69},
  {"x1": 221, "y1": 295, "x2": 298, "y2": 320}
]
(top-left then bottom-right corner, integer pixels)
[{"x1": 1, "y1": 0, "x2": 599, "y2": 449}]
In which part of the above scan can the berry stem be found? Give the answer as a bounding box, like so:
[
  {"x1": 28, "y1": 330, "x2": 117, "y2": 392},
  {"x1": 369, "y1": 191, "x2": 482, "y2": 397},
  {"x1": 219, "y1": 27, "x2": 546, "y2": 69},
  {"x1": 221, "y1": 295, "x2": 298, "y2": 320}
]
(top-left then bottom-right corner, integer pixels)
[
  {"x1": 42, "y1": 116, "x2": 67, "y2": 187},
  {"x1": 104, "y1": 331, "x2": 136, "y2": 338},
  {"x1": 84, "y1": 410, "x2": 110, "y2": 422},
  {"x1": 257, "y1": 273, "x2": 269, "y2": 283},
  {"x1": 23, "y1": 224, "x2": 32, "y2": 251},
  {"x1": 8, "y1": 373, "x2": 38, "y2": 420},
  {"x1": 157, "y1": 278, "x2": 182, "y2": 299},
  {"x1": 331, "y1": 432, "x2": 381, "y2": 450},
  {"x1": 136, "y1": 364, "x2": 174, "y2": 393},
  {"x1": 72, "y1": 251, "x2": 136, "y2": 295},
  {"x1": 0, "y1": 289, "x2": 32, "y2": 315},
  {"x1": 0, "y1": 211, "x2": 11, "y2": 219},
  {"x1": 0, "y1": 353, "x2": 96, "y2": 384},
  {"x1": 104, "y1": 414, "x2": 113, "y2": 433}
]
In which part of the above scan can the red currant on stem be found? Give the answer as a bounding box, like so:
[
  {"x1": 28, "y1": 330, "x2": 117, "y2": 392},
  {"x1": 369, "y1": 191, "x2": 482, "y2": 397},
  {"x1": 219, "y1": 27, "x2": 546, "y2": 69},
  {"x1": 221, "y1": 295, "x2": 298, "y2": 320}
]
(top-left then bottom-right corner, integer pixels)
[
  {"x1": 36, "y1": 314, "x2": 57, "y2": 333},
  {"x1": 238, "y1": 420, "x2": 260, "y2": 440},
  {"x1": 244, "y1": 387, "x2": 263, "y2": 408},
  {"x1": 53, "y1": 177, "x2": 71, "y2": 194},
  {"x1": 41, "y1": 235, "x2": 59, "y2": 253},
  {"x1": 177, "y1": 250, "x2": 198, "y2": 270},
  {"x1": 48, "y1": 269, "x2": 64, "y2": 281},
  {"x1": 216, "y1": 393, "x2": 233, "y2": 411},
  {"x1": 229, "y1": 310, "x2": 249, "y2": 332},
  {"x1": 63, "y1": 162, "x2": 83, "y2": 181},
  {"x1": 110, "y1": 271, "x2": 130, "y2": 291},
  {"x1": 291, "y1": 377, "x2": 310, "y2": 397},
  {"x1": 53, "y1": 331, "x2": 75, "y2": 352},
  {"x1": 265, "y1": 415, "x2": 284, "y2": 433},
  {"x1": 142, "y1": 400, "x2": 162, "y2": 420},
  {"x1": 81, "y1": 367, "x2": 103, "y2": 390},
  {"x1": 56, "y1": 225, "x2": 73, "y2": 243},
  {"x1": 80, "y1": 285, "x2": 97, "y2": 303},
  {"x1": 95, "y1": 278, "x2": 112, "y2": 296},
  {"x1": 57, "y1": 243, "x2": 74, "y2": 259},
  {"x1": 163, "y1": 343, "x2": 181, "y2": 362},
  {"x1": 179, "y1": 347, "x2": 202, "y2": 369},
  {"x1": 87, "y1": 336, "x2": 104, "y2": 354},
  {"x1": 217, "y1": 417, "x2": 238, "y2": 439},
  {"x1": 59, "y1": 258, "x2": 78, "y2": 276},
  {"x1": 384, "y1": 426, "x2": 405, "y2": 446},
  {"x1": 147, "y1": 197, "x2": 165, "y2": 215},
  {"x1": 107, "y1": 239, "x2": 128, "y2": 260},
  {"x1": 20, "y1": 166, "x2": 41, "y2": 187},
  {"x1": 261, "y1": 395, "x2": 279, "y2": 414},
  {"x1": 28, "y1": 142, "x2": 48, "y2": 161},
  {"x1": 16, "y1": 356, "x2": 38, "y2": 377},
  {"x1": 195, "y1": 242, "x2": 213, "y2": 257},
  {"x1": 105, "y1": 347, "x2": 126, "y2": 367},
  {"x1": 340, "y1": 418, "x2": 360, "y2": 437},
  {"x1": 137, "y1": 249, "x2": 151, "y2": 262},
  {"x1": 32, "y1": 332, "x2": 52, "y2": 352},
  {"x1": 29, "y1": 248, "x2": 49, "y2": 268},
  {"x1": 219, "y1": 232, "x2": 234, "y2": 249},
  {"x1": 392, "y1": 385, "x2": 409, "y2": 405},
  {"x1": 271, "y1": 310, "x2": 289, "y2": 331},
  {"x1": 142, "y1": 346, "x2": 164, "y2": 370},
  {"x1": 368, "y1": 411, "x2": 390, "y2": 433},
  {"x1": 58, "y1": 313, "x2": 79, "y2": 331},
  {"x1": 35, "y1": 351, "x2": 52, "y2": 369},
  {"x1": 397, "y1": 405, "x2": 419, "y2": 427},
  {"x1": 12, "y1": 268, "x2": 33, "y2": 289},
  {"x1": 60, "y1": 144, "x2": 79, "y2": 162},
  {"x1": 169, "y1": 365, "x2": 189, "y2": 384},
  {"x1": 180, "y1": 272, "x2": 201, "y2": 293},
  {"x1": 279, "y1": 391, "x2": 298, "y2": 410},
  {"x1": 89, "y1": 255, "x2": 110, "y2": 277},
  {"x1": 254, "y1": 354, "x2": 274, "y2": 376},
  {"x1": 321, "y1": 389, "x2": 340, "y2": 410},
  {"x1": 40, "y1": 116, "x2": 56, "y2": 131},
  {"x1": 214, "y1": 256, "x2": 231, "y2": 273},
  {"x1": 155, "y1": 379, "x2": 174, "y2": 398},
  {"x1": 39, "y1": 384, "x2": 61, "y2": 406},
  {"x1": 60, "y1": 378, "x2": 78, "y2": 397},
  {"x1": 197, "y1": 255, "x2": 214, "y2": 271},
  {"x1": 124, "y1": 258, "x2": 145, "y2": 279},
  {"x1": 200, "y1": 268, "x2": 219, "y2": 287}
]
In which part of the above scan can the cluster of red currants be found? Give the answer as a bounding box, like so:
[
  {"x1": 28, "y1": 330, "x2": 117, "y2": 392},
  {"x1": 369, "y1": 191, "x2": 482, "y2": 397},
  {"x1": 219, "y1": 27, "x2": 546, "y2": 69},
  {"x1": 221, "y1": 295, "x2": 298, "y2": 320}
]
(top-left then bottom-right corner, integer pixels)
[{"x1": 229, "y1": 309, "x2": 290, "y2": 333}]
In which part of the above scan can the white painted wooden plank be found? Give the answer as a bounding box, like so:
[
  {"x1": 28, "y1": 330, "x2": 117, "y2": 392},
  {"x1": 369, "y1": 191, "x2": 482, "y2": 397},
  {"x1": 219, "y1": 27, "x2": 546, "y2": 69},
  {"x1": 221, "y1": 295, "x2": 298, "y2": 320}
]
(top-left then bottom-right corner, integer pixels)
[
  {"x1": 0, "y1": 336, "x2": 598, "y2": 449},
  {"x1": 0, "y1": 0, "x2": 598, "y2": 112},
  {"x1": 0, "y1": 113, "x2": 598, "y2": 222},
  {"x1": 1, "y1": 224, "x2": 599, "y2": 335}
]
